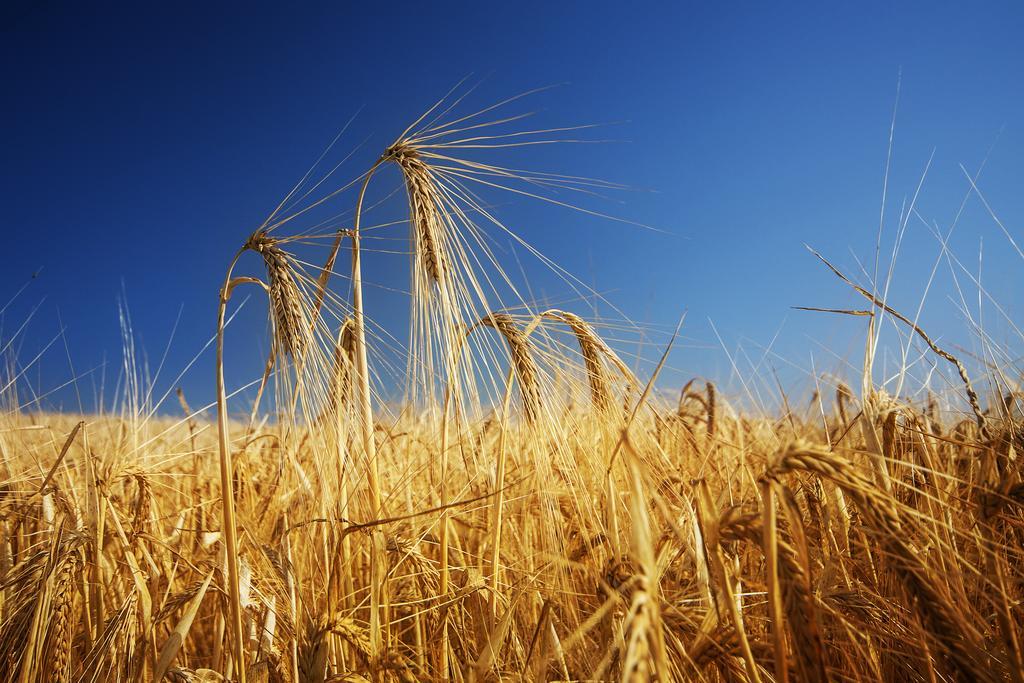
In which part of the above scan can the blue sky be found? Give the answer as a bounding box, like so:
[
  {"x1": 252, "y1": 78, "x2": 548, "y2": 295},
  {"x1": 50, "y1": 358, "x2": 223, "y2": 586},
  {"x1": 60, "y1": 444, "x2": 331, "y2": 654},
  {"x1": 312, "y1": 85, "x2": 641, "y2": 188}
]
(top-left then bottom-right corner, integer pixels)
[{"x1": 3, "y1": 2, "x2": 1023, "y2": 414}]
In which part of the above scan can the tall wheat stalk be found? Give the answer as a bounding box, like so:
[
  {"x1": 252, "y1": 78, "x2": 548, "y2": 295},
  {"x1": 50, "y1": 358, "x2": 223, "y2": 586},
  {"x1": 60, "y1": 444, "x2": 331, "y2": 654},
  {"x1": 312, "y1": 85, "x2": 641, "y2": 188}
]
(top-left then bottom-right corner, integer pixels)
[
  {"x1": 213, "y1": 231, "x2": 316, "y2": 683},
  {"x1": 215, "y1": 245, "x2": 256, "y2": 683},
  {"x1": 352, "y1": 159, "x2": 388, "y2": 664}
]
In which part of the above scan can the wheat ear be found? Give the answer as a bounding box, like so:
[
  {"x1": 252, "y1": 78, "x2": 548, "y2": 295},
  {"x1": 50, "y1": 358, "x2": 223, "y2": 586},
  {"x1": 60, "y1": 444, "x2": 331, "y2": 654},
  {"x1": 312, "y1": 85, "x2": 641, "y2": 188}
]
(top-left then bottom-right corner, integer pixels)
[
  {"x1": 541, "y1": 309, "x2": 633, "y2": 411},
  {"x1": 480, "y1": 312, "x2": 542, "y2": 422},
  {"x1": 386, "y1": 143, "x2": 446, "y2": 284}
]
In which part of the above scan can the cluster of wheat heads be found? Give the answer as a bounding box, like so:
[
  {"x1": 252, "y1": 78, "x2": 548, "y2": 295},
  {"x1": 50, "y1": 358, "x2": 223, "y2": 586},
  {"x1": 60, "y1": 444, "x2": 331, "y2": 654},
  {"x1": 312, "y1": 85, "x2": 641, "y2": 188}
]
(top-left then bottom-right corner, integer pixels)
[
  {"x1": 4, "y1": 375, "x2": 1024, "y2": 681},
  {"x1": 3, "y1": 88, "x2": 1024, "y2": 683}
]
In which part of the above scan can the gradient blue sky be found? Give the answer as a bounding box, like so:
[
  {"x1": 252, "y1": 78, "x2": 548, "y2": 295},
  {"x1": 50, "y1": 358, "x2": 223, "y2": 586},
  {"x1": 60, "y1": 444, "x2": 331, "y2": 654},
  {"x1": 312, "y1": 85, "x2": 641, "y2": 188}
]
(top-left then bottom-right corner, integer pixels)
[{"x1": 3, "y1": 2, "x2": 1023, "y2": 413}]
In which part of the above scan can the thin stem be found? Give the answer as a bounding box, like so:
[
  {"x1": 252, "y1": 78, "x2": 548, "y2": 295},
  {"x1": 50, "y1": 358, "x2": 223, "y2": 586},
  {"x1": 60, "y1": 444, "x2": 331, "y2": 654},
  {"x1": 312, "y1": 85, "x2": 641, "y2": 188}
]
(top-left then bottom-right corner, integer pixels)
[
  {"x1": 352, "y1": 160, "x2": 384, "y2": 510},
  {"x1": 246, "y1": 351, "x2": 275, "y2": 439},
  {"x1": 436, "y1": 321, "x2": 466, "y2": 681},
  {"x1": 216, "y1": 246, "x2": 249, "y2": 683},
  {"x1": 437, "y1": 387, "x2": 451, "y2": 680},
  {"x1": 488, "y1": 365, "x2": 516, "y2": 618},
  {"x1": 761, "y1": 480, "x2": 788, "y2": 683},
  {"x1": 352, "y1": 159, "x2": 387, "y2": 664}
]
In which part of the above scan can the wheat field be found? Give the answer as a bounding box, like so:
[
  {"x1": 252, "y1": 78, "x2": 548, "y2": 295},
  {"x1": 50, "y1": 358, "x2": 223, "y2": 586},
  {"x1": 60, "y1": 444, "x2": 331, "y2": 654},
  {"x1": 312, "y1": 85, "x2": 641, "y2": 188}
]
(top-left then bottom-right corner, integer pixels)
[{"x1": 2, "y1": 90, "x2": 1022, "y2": 683}]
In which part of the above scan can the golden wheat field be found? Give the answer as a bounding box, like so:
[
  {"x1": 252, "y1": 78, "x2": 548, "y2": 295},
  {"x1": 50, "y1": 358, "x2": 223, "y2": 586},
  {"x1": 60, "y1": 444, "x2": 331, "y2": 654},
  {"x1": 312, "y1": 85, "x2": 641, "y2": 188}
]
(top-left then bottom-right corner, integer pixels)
[{"x1": 3, "y1": 91, "x2": 1023, "y2": 683}]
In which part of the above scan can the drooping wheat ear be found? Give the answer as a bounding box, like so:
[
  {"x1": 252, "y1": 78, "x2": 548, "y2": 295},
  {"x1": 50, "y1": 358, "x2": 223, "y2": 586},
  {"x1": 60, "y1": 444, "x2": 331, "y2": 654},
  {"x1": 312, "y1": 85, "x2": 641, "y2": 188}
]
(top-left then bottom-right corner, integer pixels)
[
  {"x1": 716, "y1": 505, "x2": 762, "y2": 545},
  {"x1": 386, "y1": 537, "x2": 440, "y2": 600},
  {"x1": 773, "y1": 488, "x2": 829, "y2": 683},
  {"x1": 386, "y1": 144, "x2": 446, "y2": 284},
  {"x1": 307, "y1": 611, "x2": 414, "y2": 682},
  {"x1": 561, "y1": 314, "x2": 607, "y2": 408},
  {"x1": 246, "y1": 231, "x2": 309, "y2": 358},
  {"x1": 766, "y1": 441, "x2": 998, "y2": 682},
  {"x1": 686, "y1": 622, "x2": 742, "y2": 672},
  {"x1": 541, "y1": 309, "x2": 633, "y2": 411},
  {"x1": 676, "y1": 378, "x2": 696, "y2": 416},
  {"x1": 327, "y1": 615, "x2": 383, "y2": 672},
  {"x1": 155, "y1": 578, "x2": 212, "y2": 623},
  {"x1": 480, "y1": 313, "x2": 541, "y2": 422}
]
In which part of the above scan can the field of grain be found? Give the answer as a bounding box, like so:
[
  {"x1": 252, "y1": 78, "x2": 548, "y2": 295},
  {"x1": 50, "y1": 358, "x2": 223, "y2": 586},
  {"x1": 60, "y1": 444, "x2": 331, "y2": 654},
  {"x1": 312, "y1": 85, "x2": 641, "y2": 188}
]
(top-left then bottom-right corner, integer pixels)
[{"x1": 2, "y1": 92, "x2": 1022, "y2": 683}]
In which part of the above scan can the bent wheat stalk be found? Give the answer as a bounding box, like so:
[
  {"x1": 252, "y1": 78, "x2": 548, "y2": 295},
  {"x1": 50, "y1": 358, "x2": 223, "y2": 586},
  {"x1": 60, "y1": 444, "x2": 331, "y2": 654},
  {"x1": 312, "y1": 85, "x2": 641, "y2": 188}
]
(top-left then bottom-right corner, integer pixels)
[
  {"x1": 215, "y1": 245, "x2": 260, "y2": 683},
  {"x1": 213, "y1": 231, "x2": 314, "y2": 683}
]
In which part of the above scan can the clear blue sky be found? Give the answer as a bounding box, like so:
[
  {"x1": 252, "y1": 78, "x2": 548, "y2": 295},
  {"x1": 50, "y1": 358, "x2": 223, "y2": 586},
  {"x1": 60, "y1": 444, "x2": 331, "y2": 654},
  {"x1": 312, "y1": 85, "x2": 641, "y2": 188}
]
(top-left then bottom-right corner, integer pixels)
[{"x1": 3, "y1": 2, "x2": 1023, "y2": 414}]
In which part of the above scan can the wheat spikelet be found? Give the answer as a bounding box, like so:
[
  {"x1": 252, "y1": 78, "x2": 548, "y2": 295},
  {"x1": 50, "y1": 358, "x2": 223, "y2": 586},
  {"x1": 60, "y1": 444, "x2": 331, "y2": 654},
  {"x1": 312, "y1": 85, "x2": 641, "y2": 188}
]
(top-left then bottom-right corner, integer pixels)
[
  {"x1": 251, "y1": 643, "x2": 292, "y2": 683},
  {"x1": 386, "y1": 536, "x2": 440, "y2": 599},
  {"x1": 542, "y1": 309, "x2": 632, "y2": 411},
  {"x1": 246, "y1": 231, "x2": 309, "y2": 358},
  {"x1": 687, "y1": 622, "x2": 740, "y2": 670},
  {"x1": 299, "y1": 612, "x2": 392, "y2": 682},
  {"x1": 567, "y1": 531, "x2": 608, "y2": 562},
  {"x1": 165, "y1": 668, "x2": 198, "y2": 683},
  {"x1": 328, "y1": 615, "x2": 373, "y2": 660},
  {"x1": 771, "y1": 495, "x2": 828, "y2": 683},
  {"x1": 553, "y1": 311, "x2": 608, "y2": 409},
  {"x1": 621, "y1": 579, "x2": 654, "y2": 682},
  {"x1": 165, "y1": 668, "x2": 199, "y2": 683},
  {"x1": 705, "y1": 381, "x2": 717, "y2": 440},
  {"x1": 156, "y1": 577, "x2": 214, "y2": 622},
  {"x1": 324, "y1": 613, "x2": 419, "y2": 680},
  {"x1": 44, "y1": 550, "x2": 79, "y2": 683},
  {"x1": 297, "y1": 617, "x2": 330, "y2": 683},
  {"x1": 480, "y1": 312, "x2": 541, "y2": 422},
  {"x1": 386, "y1": 143, "x2": 446, "y2": 284},
  {"x1": 716, "y1": 505, "x2": 762, "y2": 545}
]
